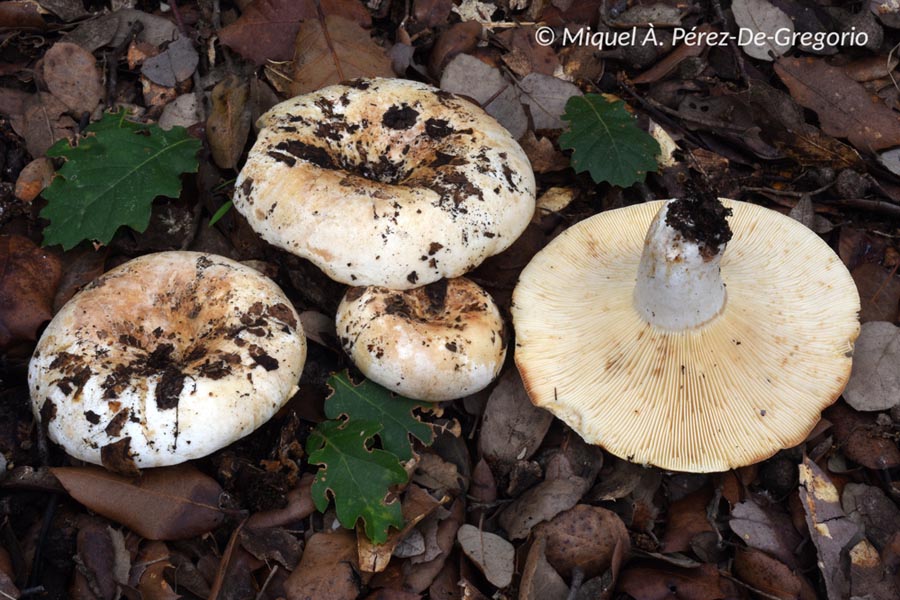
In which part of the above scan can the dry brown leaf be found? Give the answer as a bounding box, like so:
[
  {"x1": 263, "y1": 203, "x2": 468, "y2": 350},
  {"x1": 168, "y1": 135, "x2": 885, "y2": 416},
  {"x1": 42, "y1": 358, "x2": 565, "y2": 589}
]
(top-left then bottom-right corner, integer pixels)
[
  {"x1": 219, "y1": 0, "x2": 371, "y2": 65},
  {"x1": 479, "y1": 370, "x2": 553, "y2": 468},
  {"x1": 75, "y1": 517, "x2": 129, "y2": 600},
  {"x1": 775, "y1": 56, "x2": 900, "y2": 152},
  {"x1": 0, "y1": 235, "x2": 62, "y2": 350},
  {"x1": 457, "y1": 524, "x2": 514, "y2": 589},
  {"x1": 729, "y1": 499, "x2": 803, "y2": 569},
  {"x1": 843, "y1": 321, "x2": 900, "y2": 412},
  {"x1": 284, "y1": 529, "x2": 361, "y2": 600},
  {"x1": 850, "y1": 539, "x2": 900, "y2": 600},
  {"x1": 14, "y1": 157, "x2": 55, "y2": 203},
  {"x1": 660, "y1": 486, "x2": 714, "y2": 554},
  {"x1": 842, "y1": 483, "x2": 900, "y2": 551},
  {"x1": 428, "y1": 21, "x2": 482, "y2": 77},
  {"x1": 403, "y1": 498, "x2": 464, "y2": 593},
  {"x1": 618, "y1": 562, "x2": 726, "y2": 600},
  {"x1": 141, "y1": 37, "x2": 199, "y2": 88},
  {"x1": 358, "y1": 484, "x2": 444, "y2": 573},
  {"x1": 289, "y1": 14, "x2": 393, "y2": 96},
  {"x1": 826, "y1": 403, "x2": 900, "y2": 469},
  {"x1": 851, "y1": 263, "x2": 900, "y2": 323},
  {"x1": 533, "y1": 504, "x2": 629, "y2": 579},
  {"x1": 41, "y1": 41, "x2": 103, "y2": 116},
  {"x1": 733, "y1": 547, "x2": 817, "y2": 600},
  {"x1": 0, "y1": 1, "x2": 46, "y2": 30},
  {"x1": 51, "y1": 464, "x2": 225, "y2": 540},
  {"x1": 207, "y1": 75, "x2": 252, "y2": 171},
  {"x1": 499, "y1": 454, "x2": 587, "y2": 541},
  {"x1": 798, "y1": 456, "x2": 860, "y2": 600},
  {"x1": 134, "y1": 541, "x2": 179, "y2": 600},
  {"x1": 10, "y1": 92, "x2": 77, "y2": 157},
  {"x1": 519, "y1": 537, "x2": 569, "y2": 600},
  {"x1": 239, "y1": 526, "x2": 302, "y2": 569}
]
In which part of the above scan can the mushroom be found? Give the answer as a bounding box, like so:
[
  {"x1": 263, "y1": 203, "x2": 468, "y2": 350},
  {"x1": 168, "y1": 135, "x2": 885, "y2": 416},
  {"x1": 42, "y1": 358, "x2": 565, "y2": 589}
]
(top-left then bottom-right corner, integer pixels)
[
  {"x1": 511, "y1": 197, "x2": 860, "y2": 472},
  {"x1": 29, "y1": 251, "x2": 306, "y2": 471},
  {"x1": 233, "y1": 77, "x2": 536, "y2": 289},
  {"x1": 336, "y1": 278, "x2": 506, "y2": 401}
]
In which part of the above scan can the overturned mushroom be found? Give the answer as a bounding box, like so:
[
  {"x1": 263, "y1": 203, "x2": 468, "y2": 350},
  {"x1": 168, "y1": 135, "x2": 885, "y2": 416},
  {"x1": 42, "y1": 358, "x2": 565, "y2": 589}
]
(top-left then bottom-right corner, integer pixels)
[
  {"x1": 512, "y1": 197, "x2": 860, "y2": 472},
  {"x1": 233, "y1": 77, "x2": 536, "y2": 289},
  {"x1": 29, "y1": 252, "x2": 306, "y2": 471},
  {"x1": 336, "y1": 278, "x2": 506, "y2": 401}
]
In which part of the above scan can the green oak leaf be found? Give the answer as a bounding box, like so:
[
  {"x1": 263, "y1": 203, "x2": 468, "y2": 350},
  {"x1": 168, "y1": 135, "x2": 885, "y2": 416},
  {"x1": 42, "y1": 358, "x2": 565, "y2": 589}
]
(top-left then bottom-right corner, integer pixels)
[
  {"x1": 559, "y1": 94, "x2": 660, "y2": 188},
  {"x1": 40, "y1": 110, "x2": 202, "y2": 250},
  {"x1": 306, "y1": 418, "x2": 407, "y2": 544},
  {"x1": 325, "y1": 371, "x2": 433, "y2": 461}
]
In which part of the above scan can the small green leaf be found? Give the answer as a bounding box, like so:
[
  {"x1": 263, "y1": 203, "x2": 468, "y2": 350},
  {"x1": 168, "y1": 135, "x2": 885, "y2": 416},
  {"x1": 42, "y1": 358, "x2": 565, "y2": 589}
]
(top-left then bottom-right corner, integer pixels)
[
  {"x1": 559, "y1": 94, "x2": 660, "y2": 188},
  {"x1": 40, "y1": 110, "x2": 202, "y2": 250},
  {"x1": 325, "y1": 371, "x2": 433, "y2": 461},
  {"x1": 208, "y1": 200, "x2": 233, "y2": 227},
  {"x1": 306, "y1": 419, "x2": 408, "y2": 544}
]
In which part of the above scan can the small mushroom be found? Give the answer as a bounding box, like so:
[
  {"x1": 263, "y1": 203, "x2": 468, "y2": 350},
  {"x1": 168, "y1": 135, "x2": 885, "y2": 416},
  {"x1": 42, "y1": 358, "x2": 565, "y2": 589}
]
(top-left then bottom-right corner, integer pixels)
[
  {"x1": 336, "y1": 278, "x2": 506, "y2": 401},
  {"x1": 233, "y1": 77, "x2": 536, "y2": 289},
  {"x1": 29, "y1": 252, "x2": 306, "y2": 471},
  {"x1": 512, "y1": 197, "x2": 860, "y2": 472}
]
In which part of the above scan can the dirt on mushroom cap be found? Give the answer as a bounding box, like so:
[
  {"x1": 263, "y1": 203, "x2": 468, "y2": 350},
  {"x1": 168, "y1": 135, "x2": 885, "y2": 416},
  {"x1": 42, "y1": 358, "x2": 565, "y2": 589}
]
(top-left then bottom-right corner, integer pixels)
[
  {"x1": 233, "y1": 78, "x2": 536, "y2": 290},
  {"x1": 28, "y1": 251, "x2": 306, "y2": 471}
]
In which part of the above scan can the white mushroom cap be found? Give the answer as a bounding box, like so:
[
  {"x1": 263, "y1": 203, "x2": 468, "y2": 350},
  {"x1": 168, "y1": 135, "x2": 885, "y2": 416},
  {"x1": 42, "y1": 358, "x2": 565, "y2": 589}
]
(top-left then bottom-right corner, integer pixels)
[
  {"x1": 233, "y1": 78, "x2": 536, "y2": 290},
  {"x1": 512, "y1": 199, "x2": 860, "y2": 473},
  {"x1": 28, "y1": 252, "x2": 306, "y2": 471},
  {"x1": 336, "y1": 278, "x2": 507, "y2": 401}
]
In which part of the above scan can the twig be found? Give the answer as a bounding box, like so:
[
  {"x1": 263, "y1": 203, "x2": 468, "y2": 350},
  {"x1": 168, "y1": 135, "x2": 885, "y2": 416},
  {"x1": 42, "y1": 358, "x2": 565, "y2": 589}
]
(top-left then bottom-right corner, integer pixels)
[
  {"x1": 742, "y1": 182, "x2": 834, "y2": 198},
  {"x1": 104, "y1": 20, "x2": 144, "y2": 109},
  {"x1": 718, "y1": 570, "x2": 784, "y2": 600},
  {"x1": 830, "y1": 198, "x2": 900, "y2": 218},
  {"x1": 255, "y1": 565, "x2": 278, "y2": 600},
  {"x1": 168, "y1": 0, "x2": 188, "y2": 37}
]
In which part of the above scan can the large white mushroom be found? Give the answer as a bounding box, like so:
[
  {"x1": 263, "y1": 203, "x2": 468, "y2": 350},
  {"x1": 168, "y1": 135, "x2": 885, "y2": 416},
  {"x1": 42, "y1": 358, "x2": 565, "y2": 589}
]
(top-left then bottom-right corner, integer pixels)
[
  {"x1": 29, "y1": 251, "x2": 306, "y2": 471},
  {"x1": 233, "y1": 77, "x2": 536, "y2": 290},
  {"x1": 512, "y1": 196, "x2": 860, "y2": 472}
]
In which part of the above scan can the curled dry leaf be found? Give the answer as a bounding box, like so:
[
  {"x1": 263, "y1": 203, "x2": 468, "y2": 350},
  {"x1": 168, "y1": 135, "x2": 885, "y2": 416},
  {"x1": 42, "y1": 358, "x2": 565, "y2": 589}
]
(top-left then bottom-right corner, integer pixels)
[
  {"x1": 798, "y1": 456, "x2": 860, "y2": 600},
  {"x1": 533, "y1": 504, "x2": 629, "y2": 579},
  {"x1": 0, "y1": 235, "x2": 62, "y2": 350},
  {"x1": 289, "y1": 14, "x2": 394, "y2": 96},
  {"x1": 133, "y1": 540, "x2": 179, "y2": 600},
  {"x1": 479, "y1": 369, "x2": 553, "y2": 468},
  {"x1": 239, "y1": 526, "x2": 303, "y2": 570},
  {"x1": 519, "y1": 536, "x2": 569, "y2": 600},
  {"x1": 284, "y1": 529, "x2": 361, "y2": 600},
  {"x1": 207, "y1": 75, "x2": 252, "y2": 171},
  {"x1": 843, "y1": 321, "x2": 900, "y2": 412},
  {"x1": 51, "y1": 464, "x2": 226, "y2": 540},
  {"x1": 404, "y1": 498, "x2": 464, "y2": 593},
  {"x1": 456, "y1": 524, "x2": 515, "y2": 589},
  {"x1": 14, "y1": 157, "x2": 55, "y2": 203}
]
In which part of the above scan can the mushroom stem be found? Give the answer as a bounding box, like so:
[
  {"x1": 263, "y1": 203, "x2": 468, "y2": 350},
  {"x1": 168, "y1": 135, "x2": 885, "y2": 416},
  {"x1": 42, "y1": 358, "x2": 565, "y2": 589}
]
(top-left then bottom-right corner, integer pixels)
[{"x1": 633, "y1": 198, "x2": 733, "y2": 330}]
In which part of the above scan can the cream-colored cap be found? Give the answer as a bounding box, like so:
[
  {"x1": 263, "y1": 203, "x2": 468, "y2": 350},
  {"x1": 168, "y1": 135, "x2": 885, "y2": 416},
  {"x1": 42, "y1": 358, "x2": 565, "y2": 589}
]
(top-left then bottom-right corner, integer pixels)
[
  {"x1": 29, "y1": 252, "x2": 306, "y2": 470},
  {"x1": 512, "y1": 199, "x2": 860, "y2": 472},
  {"x1": 234, "y1": 78, "x2": 536, "y2": 290},
  {"x1": 336, "y1": 278, "x2": 506, "y2": 401}
]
